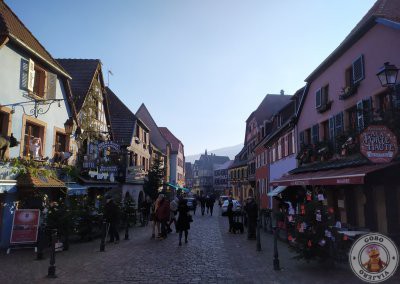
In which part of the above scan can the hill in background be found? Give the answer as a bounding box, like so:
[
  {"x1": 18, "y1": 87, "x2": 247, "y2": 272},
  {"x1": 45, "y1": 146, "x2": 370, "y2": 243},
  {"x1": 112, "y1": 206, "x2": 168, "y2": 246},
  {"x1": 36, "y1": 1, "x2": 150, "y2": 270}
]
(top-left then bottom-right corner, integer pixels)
[{"x1": 185, "y1": 143, "x2": 243, "y2": 163}]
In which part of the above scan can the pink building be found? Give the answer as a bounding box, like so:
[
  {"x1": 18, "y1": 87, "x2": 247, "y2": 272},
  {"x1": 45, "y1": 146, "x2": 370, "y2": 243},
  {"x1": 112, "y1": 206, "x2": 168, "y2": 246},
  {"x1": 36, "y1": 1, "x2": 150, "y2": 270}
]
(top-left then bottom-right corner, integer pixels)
[{"x1": 272, "y1": 0, "x2": 400, "y2": 241}]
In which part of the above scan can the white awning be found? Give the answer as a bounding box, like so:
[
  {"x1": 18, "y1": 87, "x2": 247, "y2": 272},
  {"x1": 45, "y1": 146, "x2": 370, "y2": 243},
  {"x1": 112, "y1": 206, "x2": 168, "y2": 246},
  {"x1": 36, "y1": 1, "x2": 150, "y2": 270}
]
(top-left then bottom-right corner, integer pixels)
[
  {"x1": 267, "y1": 186, "x2": 287, "y2": 197},
  {"x1": 67, "y1": 183, "x2": 88, "y2": 195},
  {"x1": 0, "y1": 181, "x2": 17, "y2": 193}
]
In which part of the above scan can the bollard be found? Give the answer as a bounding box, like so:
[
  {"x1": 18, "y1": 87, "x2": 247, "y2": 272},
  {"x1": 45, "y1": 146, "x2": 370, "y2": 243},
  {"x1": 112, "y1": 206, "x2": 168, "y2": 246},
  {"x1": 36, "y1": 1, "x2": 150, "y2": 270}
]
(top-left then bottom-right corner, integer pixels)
[
  {"x1": 47, "y1": 229, "x2": 57, "y2": 278},
  {"x1": 36, "y1": 227, "x2": 44, "y2": 260},
  {"x1": 124, "y1": 220, "x2": 129, "y2": 240},
  {"x1": 256, "y1": 217, "x2": 262, "y2": 252},
  {"x1": 100, "y1": 221, "x2": 107, "y2": 252}
]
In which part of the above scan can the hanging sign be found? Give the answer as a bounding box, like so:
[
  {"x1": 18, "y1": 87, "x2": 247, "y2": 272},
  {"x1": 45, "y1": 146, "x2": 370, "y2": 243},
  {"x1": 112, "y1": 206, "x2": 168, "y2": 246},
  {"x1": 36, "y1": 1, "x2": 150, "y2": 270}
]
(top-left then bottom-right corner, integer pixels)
[
  {"x1": 360, "y1": 125, "x2": 398, "y2": 163},
  {"x1": 98, "y1": 141, "x2": 120, "y2": 153},
  {"x1": 10, "y1": 209, "x2": 40, "y2": 244}
]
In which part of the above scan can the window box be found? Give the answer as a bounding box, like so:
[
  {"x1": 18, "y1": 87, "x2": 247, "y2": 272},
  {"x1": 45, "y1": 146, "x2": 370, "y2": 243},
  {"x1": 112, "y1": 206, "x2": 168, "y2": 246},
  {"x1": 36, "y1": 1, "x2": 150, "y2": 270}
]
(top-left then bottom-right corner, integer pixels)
[
  {"x1": 316, "y1": 101, "x2": 333, "y2": 113},
  {"x1": 339, "y1": 83, "x2": 359, "y2": 100}
]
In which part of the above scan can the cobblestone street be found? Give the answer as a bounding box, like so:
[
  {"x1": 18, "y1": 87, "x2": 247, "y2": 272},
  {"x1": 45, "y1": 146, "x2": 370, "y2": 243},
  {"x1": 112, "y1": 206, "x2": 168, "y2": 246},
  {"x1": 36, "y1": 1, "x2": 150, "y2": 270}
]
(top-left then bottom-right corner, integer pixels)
[{"x1": 0, "y1": 208, "x2": 399, "y2": 284}]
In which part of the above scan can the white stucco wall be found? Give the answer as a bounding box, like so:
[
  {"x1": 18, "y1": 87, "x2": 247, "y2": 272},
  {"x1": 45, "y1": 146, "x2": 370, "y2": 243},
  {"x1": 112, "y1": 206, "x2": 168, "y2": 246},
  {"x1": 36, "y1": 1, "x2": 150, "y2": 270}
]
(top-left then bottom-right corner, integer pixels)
[{"x1": 0, "y1": 43, "x2": 72, "y2": 159}]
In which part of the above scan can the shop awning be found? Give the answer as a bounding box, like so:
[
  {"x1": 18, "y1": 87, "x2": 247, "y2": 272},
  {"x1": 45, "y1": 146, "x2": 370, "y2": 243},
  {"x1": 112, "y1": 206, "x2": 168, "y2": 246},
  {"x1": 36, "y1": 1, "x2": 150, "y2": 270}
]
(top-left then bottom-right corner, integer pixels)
[
  {"x1": 271, "y1": 163, "x2": 398, "y2": 186},
  {"x1": 17, "y1": 173, "x2": 66, "y2": 188},
  {"x1": 67, "y1": 183, "x2": 88, "y2": 195},
  {"x1": 0, "y1": 181, "x2": 17, "y2": 193},
  {"x1": 267, "y1": 186, "x2": 287, "y2": 197}
]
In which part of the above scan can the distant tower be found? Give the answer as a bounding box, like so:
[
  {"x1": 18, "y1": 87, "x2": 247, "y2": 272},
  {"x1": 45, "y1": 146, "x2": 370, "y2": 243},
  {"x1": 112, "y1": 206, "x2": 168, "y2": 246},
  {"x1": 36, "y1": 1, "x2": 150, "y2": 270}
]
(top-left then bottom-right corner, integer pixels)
[
  {"x1": 205, "y1": 149, "x2": 208, "y2": 156},
  {"x1": 280, "y1": 89, "x2": 285, "y2": 95}
]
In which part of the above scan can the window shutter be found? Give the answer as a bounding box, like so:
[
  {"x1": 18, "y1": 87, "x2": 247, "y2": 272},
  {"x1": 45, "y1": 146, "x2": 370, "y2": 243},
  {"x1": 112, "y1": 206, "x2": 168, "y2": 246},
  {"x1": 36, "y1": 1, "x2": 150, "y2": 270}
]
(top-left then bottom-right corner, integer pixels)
[
  {"x1": 329, "y1": 117, "x2": 335, "y2": 140},
  {"x1": 20, "y1": 59, "x2": 29, "y2": 90},
  {"x1": 299, "y1": 131, "x2": 305, "y2": 145},
  {"x1": 352, "y1": 55, "x2": 365, "y2": 84},
  {"x1": 356, "y1": 100, "x2": 364, "y2": 131},
  {"x1": 292, "y1": 132, "x2": 295, "y2": 154},
  {"x1": 28, "y1": 59, "x2": 35, "y2": 92},
  {"x1": 315, "y1": 88, "x2": 322, "y2": 108},
  {"x1": 46, "y1": 72, "x2": 57, "y2": 99},
  {"x1": 284, "y1": 135, "x2": 288, "y2": 156},
  {"x1": 335, "y1": 112, "x2": 344, "y2": 135}
]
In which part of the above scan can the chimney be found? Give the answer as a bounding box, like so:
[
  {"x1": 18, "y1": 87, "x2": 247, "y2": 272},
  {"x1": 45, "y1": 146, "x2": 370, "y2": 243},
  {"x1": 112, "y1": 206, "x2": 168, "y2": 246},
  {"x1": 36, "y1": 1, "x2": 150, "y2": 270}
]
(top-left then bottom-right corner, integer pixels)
[{"x1": 280, "y1": 89, "x2": 285, "y2": 96}]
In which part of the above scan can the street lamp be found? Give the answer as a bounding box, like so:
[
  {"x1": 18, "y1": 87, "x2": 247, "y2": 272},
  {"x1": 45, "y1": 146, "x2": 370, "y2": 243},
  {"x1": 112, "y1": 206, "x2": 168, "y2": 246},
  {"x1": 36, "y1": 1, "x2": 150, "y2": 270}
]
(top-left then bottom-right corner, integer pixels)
[
  {"x1": 377, "y1": 62, "x2": 399, "y2": 87},
  {"x1": 377, "y1": 62, "x2": 399, "y2": 113},
  {"x1": 64, "y1": 118, "x2": 74, "y2": 136}
]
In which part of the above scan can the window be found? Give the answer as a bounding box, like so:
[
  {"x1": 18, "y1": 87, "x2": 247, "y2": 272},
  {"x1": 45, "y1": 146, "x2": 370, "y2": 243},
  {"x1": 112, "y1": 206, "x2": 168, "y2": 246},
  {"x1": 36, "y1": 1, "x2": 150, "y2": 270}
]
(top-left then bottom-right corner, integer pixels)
[
  {"x1": 346, "y1": 106, "x2": 358, "y2": 132},
  {"x1": 356, "y1": 98, "x2": 372, "y2": 131},
  {"x1": 322, "y1": 120, "x2": 329, "y2": 141},
  {"x1": 0, "y1": 110, "x2": 10, "y2": 138},
  {"x1": 316, "y1": 85, "x2": 330, "y2": 111},
  {"x1": 21, "y1": 59, "x2": 56, "y2": 100},
  {"x1": 23, "y1": 120, "x2": 45, "y2": 158},
  {"x1": 280, "y1": 137, "x2": 284, "y2": 158},
  {"x1": 305, "y1": 128, "x2": 311, "y2": 145},
  {"x1": 311, "y1": 124, "x2": 319, "y2": 144},
  {"x1": 335, "y1": 112, "x2": 344, "y2": 135},
  {"x1": 55, "y1": 132, "x2": 68, "y2": 153},
  {"x1": 345, "y1": 66, "x2": 353, "y2": 89}
]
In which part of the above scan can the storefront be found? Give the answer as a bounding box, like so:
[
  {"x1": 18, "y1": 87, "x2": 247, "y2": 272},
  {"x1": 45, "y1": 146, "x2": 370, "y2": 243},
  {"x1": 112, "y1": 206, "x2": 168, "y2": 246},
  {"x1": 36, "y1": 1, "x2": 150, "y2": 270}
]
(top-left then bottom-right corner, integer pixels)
[{"x1": 271, "y1": 125, "x2": 400, "y2": 244}]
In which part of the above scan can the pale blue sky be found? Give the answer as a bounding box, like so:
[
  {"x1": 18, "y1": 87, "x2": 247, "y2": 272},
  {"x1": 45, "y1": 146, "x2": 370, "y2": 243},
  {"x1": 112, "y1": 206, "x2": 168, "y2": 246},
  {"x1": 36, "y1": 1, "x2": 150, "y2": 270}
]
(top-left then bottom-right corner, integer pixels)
[{"x1": 6, "y1": 0, "x2": 376, "y2": 155}]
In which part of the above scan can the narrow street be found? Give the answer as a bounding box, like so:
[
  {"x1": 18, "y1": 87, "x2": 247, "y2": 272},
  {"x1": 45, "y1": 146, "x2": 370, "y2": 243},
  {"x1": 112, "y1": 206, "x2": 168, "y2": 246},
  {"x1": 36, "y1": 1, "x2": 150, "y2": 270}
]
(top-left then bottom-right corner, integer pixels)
[{"x1": 0, "y1": 207, "x2": 398, "y2": 284}]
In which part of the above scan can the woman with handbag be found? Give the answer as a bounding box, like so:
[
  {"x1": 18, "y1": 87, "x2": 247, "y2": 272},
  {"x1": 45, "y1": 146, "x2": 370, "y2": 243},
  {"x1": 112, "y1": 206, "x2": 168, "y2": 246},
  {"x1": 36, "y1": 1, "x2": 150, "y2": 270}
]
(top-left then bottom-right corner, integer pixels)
[{"x1": 176, "y1": 198, "x2": 191, "y2": 246}]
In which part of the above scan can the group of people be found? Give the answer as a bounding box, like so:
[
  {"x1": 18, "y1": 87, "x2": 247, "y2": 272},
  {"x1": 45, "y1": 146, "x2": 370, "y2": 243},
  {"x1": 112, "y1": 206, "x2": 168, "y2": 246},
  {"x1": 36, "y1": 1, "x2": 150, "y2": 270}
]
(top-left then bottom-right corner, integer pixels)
[
  {"x1": 198, "y1": 194, "x2": 215, "y2": 216},
  {"x1": 226, "y1": 195, "x2": 258, "y2": 240},
  {"x1": 150, "y1": 194, "x2": 192, "y2": 246}
]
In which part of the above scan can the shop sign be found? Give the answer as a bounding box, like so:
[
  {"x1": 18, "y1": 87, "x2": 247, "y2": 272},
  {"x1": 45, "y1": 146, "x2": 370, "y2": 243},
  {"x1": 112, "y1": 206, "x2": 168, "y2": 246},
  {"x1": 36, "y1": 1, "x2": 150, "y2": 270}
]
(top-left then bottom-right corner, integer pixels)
[
  {"x1": 99, "y1": 166, "x2": 118, "y2": 172},
  {"x1": 98, "y1": 141, "x2": 120, "y2": 153},
  {"x1": 10, "y1": 209, "x2": 40, "y2": 244},
  {"x1": 360, "y1": 125, "x2": 398, "y2": 163}
]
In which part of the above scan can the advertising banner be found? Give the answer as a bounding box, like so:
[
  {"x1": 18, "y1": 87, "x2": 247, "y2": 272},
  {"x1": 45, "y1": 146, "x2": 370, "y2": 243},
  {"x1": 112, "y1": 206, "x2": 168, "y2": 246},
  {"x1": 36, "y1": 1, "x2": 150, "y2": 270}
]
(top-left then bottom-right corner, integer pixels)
[{"x1": 10, "y1": 209, "x2": 40, "y2": 244}]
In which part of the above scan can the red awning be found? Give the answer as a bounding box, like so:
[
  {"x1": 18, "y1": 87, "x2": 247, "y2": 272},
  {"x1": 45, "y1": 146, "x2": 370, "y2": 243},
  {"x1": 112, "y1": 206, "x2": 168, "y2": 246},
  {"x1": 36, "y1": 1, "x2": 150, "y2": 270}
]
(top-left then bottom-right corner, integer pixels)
[{"x1": 270, "y1": 162, "x2": 398, "y2": 186}]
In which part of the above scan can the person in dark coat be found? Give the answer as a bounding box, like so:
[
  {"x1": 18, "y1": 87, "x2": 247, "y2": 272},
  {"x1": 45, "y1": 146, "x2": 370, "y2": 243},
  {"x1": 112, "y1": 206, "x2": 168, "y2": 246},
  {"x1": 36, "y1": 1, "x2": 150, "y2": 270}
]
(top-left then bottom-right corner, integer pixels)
[
  {"x1": 176, "y1": 198, "x2": 191, "y2": 246},
  {"x1": 199, "y1": 195, "x2": 206, "y2": 216},
  {"x1": 206, "y1": 195, "x2": 215, "y2": 216},
  {"x1": 104, "y1": 198, "x2": 120, "y2": 243},
  {"x1": 227, "y1": 197, "x2": 234, "y2": 233},
  {"x1": 244, "y1": 196, "x2": 258, "y2": 239}
]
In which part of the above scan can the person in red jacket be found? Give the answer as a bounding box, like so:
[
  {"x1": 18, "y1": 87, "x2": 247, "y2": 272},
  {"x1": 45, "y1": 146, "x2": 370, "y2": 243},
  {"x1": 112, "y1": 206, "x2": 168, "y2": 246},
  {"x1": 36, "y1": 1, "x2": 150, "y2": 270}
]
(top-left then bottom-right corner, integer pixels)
[{"x1": 155, "y1": 194, "x2": 170, "y2": 239}]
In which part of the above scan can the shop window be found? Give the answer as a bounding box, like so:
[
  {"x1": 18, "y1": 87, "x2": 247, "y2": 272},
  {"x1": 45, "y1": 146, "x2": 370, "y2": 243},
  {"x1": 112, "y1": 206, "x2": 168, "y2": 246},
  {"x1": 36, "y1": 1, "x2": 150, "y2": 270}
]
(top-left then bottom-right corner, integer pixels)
[{"x1": 23, "y1": 121, "x2": 45, "y2": 159}]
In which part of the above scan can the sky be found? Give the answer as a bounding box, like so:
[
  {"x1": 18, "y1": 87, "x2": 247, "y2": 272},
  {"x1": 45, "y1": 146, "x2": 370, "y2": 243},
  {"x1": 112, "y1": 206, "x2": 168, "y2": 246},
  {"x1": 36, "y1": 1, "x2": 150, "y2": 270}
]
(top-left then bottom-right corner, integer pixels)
[{"x1": 6, "y1": 0, "x2": 377, "y2": 155}]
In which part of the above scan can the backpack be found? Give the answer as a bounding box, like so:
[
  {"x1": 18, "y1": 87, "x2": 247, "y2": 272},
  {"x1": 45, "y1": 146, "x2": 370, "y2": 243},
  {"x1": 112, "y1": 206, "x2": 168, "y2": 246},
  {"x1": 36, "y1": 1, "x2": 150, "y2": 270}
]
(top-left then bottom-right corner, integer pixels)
[{"x1": 170, "y1": 200, "x2": 178, "y2": 212}]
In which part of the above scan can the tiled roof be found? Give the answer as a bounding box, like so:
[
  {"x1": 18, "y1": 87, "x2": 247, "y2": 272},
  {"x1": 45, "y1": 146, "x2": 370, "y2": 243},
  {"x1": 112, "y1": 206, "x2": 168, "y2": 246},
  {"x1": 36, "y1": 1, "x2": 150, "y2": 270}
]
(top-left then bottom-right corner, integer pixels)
[
  {"x1": 306, "y1": 0, "x2": 400, "y2": 81},
  {"x1": 214, "y1": 160, "x2": 233, "y2": 170},
  {"x1": 159, "y1": 127, "x2": 182, "y2": 153},
  {"x1": 0, "y1": 1, "x2": 69, "y2": 77},
  {"x1": 136, "y1": 104, "x2": 169, "y2": 154},
  {"x1": 56, "y1": 59, "x2": 100, "y2": 113},
  {"x1": 106, "y1": 87, "x2": 136, "y2": 146},
  {"x1": 247, "y1": 94, "x2": 292, "y2": 125}
]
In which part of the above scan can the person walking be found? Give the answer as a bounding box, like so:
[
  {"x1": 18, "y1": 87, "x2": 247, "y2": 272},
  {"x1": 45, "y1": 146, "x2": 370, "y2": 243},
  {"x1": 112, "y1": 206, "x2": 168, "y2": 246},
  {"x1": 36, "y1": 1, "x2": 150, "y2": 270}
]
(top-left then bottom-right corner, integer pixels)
[
  {"x1": 200, "y1": 194, "x2": 206, "y2": 216},
  {"x1": 151, "y1": 197, "x2": 160, "y2": 239},
  {"x1": 104, "y1": 197, "x2": 120, "y2": 243},
  {"x1": 156, "y1": 194, "x2": 170, "y2": 239},
  {"x1": 227, "y1": 197, "x2": 234, "y2": 233},
  {"x1": 176, "y1": 198, "x2": 191, "y2": 246},
  {"x1": 244, "y1": 196, "x2": 258, "y2": 239},
  {"x1": 207, "y1": 195, "x2": 215, "y2": 216},
  {"x1": 168, "y1": 196, "x2": 179, "y2": 233}
]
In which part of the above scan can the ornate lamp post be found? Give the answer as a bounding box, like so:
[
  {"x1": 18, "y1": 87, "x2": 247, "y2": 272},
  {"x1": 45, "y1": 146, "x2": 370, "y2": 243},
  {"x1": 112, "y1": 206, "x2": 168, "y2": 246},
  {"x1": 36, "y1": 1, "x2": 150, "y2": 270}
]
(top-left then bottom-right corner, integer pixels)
[{"x1": 376, "y1": 62, "x2": 399, "y2": 110}]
